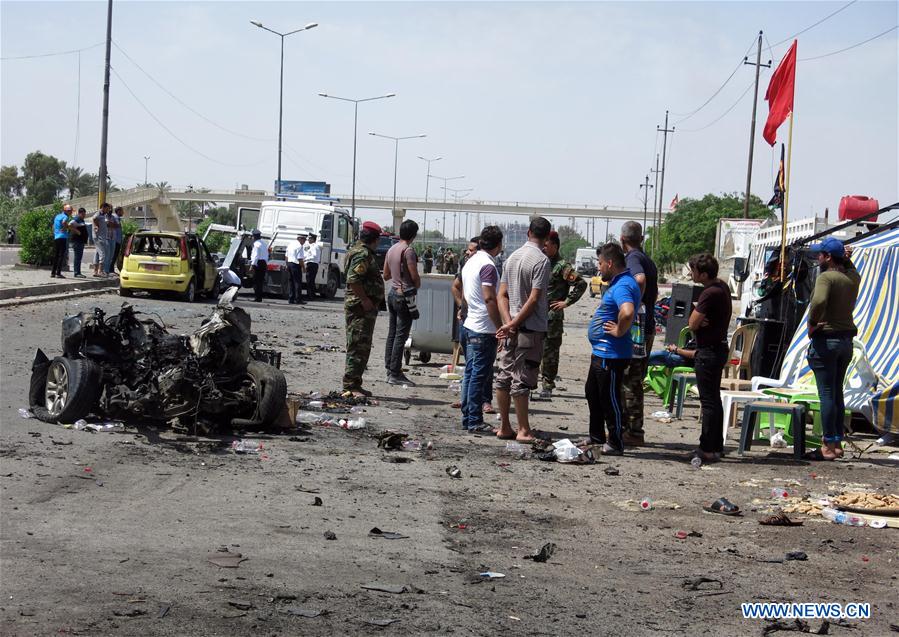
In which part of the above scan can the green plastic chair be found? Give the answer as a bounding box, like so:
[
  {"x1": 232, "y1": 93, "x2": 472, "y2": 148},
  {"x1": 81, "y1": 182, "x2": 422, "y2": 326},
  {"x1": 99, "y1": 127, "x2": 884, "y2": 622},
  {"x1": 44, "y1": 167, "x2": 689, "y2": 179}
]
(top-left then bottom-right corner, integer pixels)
[{"x1": 644, "y1": 327, "x2": 693, "y2": 402}]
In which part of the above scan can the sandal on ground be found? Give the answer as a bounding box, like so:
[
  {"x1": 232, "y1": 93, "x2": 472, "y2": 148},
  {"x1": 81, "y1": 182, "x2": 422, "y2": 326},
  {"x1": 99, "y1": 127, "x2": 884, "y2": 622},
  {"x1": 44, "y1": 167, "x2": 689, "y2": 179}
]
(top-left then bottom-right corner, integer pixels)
[
  {"x1": 468, "y1": 423, "x2": 496, "y2": 435},
  {"x1": 703, "y1": 497, "x2": 742, "y2": 516},
  {"x1": 759, "y1": 511, "x2": 803, "y2": 526}
]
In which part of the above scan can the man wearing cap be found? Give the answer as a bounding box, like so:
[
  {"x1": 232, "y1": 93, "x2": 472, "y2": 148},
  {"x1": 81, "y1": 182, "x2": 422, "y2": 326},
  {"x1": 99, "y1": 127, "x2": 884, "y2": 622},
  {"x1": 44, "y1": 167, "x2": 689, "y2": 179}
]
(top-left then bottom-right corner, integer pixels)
[
  {"x1": 534, "y1": 230, "x2": 587, "y2": 400},
  {"x1": 249, "y1": 229, "x2": 268, "y2": 302},
  {"x1": 342, "y1": 221, "x2": 385, "y2": 396},
  {"x1": 51, "y1": 204, "x2": 71, "y2": 278},
  {"x1": 304, "y1": 233, "x2": 321, "y2": 299},
  {"x1": 806, "y1": 237, "x2": 861, "y2": 461},
  {"x1": 286, "y1": 232, "x2": 307, "y2": 305}
]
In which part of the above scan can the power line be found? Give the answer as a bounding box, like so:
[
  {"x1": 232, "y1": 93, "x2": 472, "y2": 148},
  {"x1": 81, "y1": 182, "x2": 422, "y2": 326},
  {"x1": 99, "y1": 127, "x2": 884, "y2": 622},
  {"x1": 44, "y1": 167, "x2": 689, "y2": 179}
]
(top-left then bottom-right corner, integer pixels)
[
  {"x1": 770, "y1": 0, "x2": 858, "y2": 48},
  {"x1": 679, "y1": 80, "x2": 756, "y2": 133},
  {"x1": 1, "y1": 41, "x2": 104, "y2": 60},
  {"x1": 799, "y1": 25, "x2": 897, "y2": 61},
  {"x1": 671, "y1": 37, "x2": 758, "y2": 124},
  {"x1": 111, "y1": 66, "x2": 269, "y2": 168}
]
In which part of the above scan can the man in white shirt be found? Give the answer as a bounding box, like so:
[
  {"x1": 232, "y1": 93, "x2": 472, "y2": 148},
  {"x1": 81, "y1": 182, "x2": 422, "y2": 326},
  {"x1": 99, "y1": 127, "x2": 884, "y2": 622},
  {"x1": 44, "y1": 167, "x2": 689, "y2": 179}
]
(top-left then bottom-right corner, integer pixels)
[
  {"x1": 304, "y1": 233, "x2": 321, "y2": 299},
  {"x1": 249, "y1": 229, "x2": 268, "y2": 302},
  {"x1": 286, "y1": 232, "x2": 307, "y2": 305},
  {"x1": 459, "y1": 225, "x2": 504, "y2": 434}
]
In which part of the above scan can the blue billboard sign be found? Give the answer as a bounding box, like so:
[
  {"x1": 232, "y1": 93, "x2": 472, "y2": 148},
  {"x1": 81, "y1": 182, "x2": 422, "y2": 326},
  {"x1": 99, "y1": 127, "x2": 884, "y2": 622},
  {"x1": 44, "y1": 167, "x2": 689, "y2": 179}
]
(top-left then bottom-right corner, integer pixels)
[{"x1": 277, "y1": 180, "x2": 331, "y2": 195}]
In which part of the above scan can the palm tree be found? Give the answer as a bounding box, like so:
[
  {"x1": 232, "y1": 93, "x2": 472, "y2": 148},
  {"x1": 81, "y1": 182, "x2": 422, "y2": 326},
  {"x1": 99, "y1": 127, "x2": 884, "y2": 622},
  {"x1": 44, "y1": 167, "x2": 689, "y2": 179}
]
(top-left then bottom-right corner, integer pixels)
[
  {"x1": 155, "y1": 181, "x2": 171, "y2": 197},
  {"x1": 62, "y1": 166, "x2": 94, "y2": 200}
]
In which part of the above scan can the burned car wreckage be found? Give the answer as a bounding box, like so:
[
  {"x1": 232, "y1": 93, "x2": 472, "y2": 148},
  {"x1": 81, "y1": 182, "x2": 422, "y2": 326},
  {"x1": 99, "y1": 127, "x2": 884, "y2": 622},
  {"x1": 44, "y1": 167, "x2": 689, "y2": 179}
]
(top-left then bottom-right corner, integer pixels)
[{"x1": 29, "y1": 288, "x2": 287, "y2": 432}]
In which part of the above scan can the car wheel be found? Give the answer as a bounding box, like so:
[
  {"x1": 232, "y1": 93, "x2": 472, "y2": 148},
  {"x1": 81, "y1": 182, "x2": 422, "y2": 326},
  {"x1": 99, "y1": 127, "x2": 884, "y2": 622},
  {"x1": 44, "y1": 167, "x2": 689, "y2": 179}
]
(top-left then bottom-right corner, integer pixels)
[
  {"x1": 589, "y1": 290, "x2": 595, "y2": 298},
  {"x1": 231, "y1": 361, "x2": 287, "y2": 429},
  {"x1": 323, "y1": 269, "x2": 339, "y2": 299},
  {"x1": 418, "y1": 351, "x2": 431, "y2": 364},
  {"x1": 119, "y1": 286, "x2": 133, "y2": 297},
  {"x1": 180, "y1": 279, "x2": 196, "y2": 303},
  {"x1": 32, "y1": 356, "x2": 102, "y2": 423}
]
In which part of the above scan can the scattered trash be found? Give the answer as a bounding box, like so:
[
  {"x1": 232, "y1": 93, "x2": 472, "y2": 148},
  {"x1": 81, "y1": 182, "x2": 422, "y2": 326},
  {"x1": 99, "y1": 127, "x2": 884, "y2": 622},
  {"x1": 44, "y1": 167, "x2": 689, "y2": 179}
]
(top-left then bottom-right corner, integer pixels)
[
  {"x1": 821, "y1": 507, "x2": 866, "y2": 527},
  {"x1": 770, "y1": 431, "x2": 788, "y2": 448},
  {"x1": 296, "y1": 412, "x2": 332, "y2": 425},
  {"x1": 674, "y1": 530, "x2": 703, "y2": 539},
  {"x1": 640, "y1": 498, "x2": 653, "y2": 511},
  {"x1": 651, "y1": 410, "x2": 673, "y2": 423},
  {"x1": 369, "y1": 527, "x2": 409, "y2": 540},
  {"x1": 340, "y1": 417, "x2": 366, "y2": 430},
  {"x1": 759, "y1": 511, "x2": 803, "y2": 526},
  {"x1": 524, "y1": 542, "x2": 556, "y2": 562},
  {"x1": 378, "y1": 430, "x2": 408, "y2": 449},
  {"x1": 614, "y1": 499, "x2": 681, "y2": 512},
  {"x1": 868, "y1": 518, "x2": 888, "y2": 529},
  {"x1": 307, "y1": 400, "x2": 325, "y2": 409},
  {"x1": 503, "y1": 441, "x2": 531, "y2": 459},
  {"x1": 349, "y1": 406, "x2": 365, "y2": 414},
  {"x1": 311, "y1": 497, "x2": 323, "y2": 506},
  {"x1": 784, "y1": 551, "x2": 808, "y2": 561},
  {"x1": 447, "y1": 380, "x2": 461, "y2": 394},
  {"x1": 690, "y1": 457, "x2": 703, "y2": 470},
  {"x1": 364, "y1": 618, "x2": 399, "y2": 627},
  {"x1": 479, "y1": 572, "x2": 505, "y2": 579},
  {"x1": 206, "y1": 548, "x2": 246, "y2": 568},
  {"x1": 158, "y1": 605, "x2": 171, "y2": 619},
  {"x1": 18, "y1": 408, "x2": 33, "y2": 419},
  {"x1": 360, "y1": 583, "x2": 407, "y2": 594},
  {"x1": 770, "y1": 488, "x2": 790, "y2": 499},
  {"x1": 323, "y1": 530, "x2": 337, "y2": 540},
  {"x1": 552, "y1": 439, "x2": 582, "y2": 462},
  {"x1": 401, "y1": 440, "x2": 424, "y2": 451},
  {"x1": 113, "y1": 608, "x2": 147, "y2": 617},
  {"x1": 282, "y1": 606, "x2": 322, "y2": 618},
  {"x1": 227, "y1": 600, "x2": 254, "y2": 610},
  {"x1": 231, "y1": 440, "x2": 263, "y2": 454},
  {"x1": 603, "y1": 466, "x2": 620, "y2": 476},
  {"x1": 682, "y1": 577, "x2": 722, "y2": 591},
  {"x1": 440, "y1": 372, "x2": 462, "y2": 381},
  {"x1": 446, "y1": 465, "x2": 462, "y2": 479}
]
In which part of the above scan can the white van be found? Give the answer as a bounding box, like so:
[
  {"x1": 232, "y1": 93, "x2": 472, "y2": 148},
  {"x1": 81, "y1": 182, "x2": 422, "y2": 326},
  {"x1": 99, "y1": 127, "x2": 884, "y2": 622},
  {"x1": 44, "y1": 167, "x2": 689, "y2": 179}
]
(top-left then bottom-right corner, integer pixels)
[
  {"x1": 237, "y1": 196, "x2": 358, "y2": 299},
  {"x1": 574, "y1": 248, "x2": 597, "y2": 275}
]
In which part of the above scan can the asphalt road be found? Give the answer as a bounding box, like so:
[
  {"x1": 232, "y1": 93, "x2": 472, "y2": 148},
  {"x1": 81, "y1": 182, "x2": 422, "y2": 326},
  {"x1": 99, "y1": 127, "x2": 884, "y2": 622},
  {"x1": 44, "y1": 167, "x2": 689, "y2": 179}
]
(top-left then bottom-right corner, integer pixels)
[{"x1": 1, "y1": 290, "x2": 896, "y2": 635}]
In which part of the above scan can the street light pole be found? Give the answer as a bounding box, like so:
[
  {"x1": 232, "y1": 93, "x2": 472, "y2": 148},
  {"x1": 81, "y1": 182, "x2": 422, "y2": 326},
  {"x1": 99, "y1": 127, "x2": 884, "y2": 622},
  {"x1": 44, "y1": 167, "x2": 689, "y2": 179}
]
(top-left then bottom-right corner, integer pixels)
[
  {"x1": 418, "y1": 155, "x2": 442, "y2": 244},
  {"x1": 442, "y1": 186, "x2": 473, "y2": 245},
  {"x1": 97, "y1": 0, "x2": 113, "y2": 209},
  {"x1": 143, "y1": 155, "x2": 150, "y2": 186},
  {"x1": 250, "y1": 20, "x2": 318, "y2": 194},
  {"x1": 369, "y1": 132, "x2": 426, "y2": 231},
  {"x1": 430, "y1": 174, "x2": 464, "y2": 244},
  {"x1": 319, "y1": 92, "x2": 395, "y2": 220}
]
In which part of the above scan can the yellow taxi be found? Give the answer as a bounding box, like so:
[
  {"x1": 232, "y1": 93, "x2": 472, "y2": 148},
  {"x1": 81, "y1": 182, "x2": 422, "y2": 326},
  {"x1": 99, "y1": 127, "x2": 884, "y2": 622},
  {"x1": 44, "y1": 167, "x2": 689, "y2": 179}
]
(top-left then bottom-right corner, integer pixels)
[
  {"x1": 119, "y1": 231, "x2": 219, "y2": 302},
  {"x1": 589, "y1": 274, "x2": 608, "y2": 299}
]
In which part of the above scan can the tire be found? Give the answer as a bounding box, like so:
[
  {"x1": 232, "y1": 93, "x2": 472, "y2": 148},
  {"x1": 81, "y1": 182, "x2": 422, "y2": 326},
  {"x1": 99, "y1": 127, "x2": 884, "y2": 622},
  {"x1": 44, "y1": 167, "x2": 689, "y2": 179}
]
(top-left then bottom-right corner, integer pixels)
[
  {"x1": 322, "y1": 269, "x2": 339, "y2": 299},
  {"x1": 119, "y1": 286, "x2": 133, "y2": 297},
  {"x1": 418, "y1": 351, "x2": 431, "y2": 364},
  {"x1": 180, "y1": 278, "x2": 196, "y2": 303},
  {"x1": 32, "y1": 356, "x2": 102, "y2": 423},
  {"x1": 589, "y1": 290, "x2": 595, "y2": 298},
  {"x1": 231, "y1": 361, "x2": 287, "y2": 429}
]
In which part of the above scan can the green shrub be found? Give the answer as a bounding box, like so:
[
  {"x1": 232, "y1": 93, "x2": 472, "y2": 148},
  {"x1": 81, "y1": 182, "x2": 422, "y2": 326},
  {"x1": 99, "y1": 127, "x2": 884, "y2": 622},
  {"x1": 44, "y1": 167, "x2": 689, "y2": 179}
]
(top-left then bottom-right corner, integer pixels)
[
  {"x1": 18, "y1": 207, "x2": 57, "y2": 265},
  {"x1": 121, "y1": 218, "x2": 139, "y2": 237}
]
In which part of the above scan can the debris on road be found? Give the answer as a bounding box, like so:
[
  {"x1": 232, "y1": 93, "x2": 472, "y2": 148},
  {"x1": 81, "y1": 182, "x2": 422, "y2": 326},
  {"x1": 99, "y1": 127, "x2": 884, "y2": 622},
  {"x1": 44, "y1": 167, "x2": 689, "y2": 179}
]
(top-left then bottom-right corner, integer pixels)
[
  {"x1": 446, "y1": 465, "x2": 462, "y2": 479},
  {"x1": 524, "y1": 542, "x2": 556, "y2": 562},
  {"x1": 323, "y1": 530, "x2": 337, "y2": 540},
  {"x1": 377, "y1": 430, "x2": 408, "y2": 449},
  {"x1": 360, "y1": 583, "x2": 407, "y2": 594},
  {"x1": 369, "y1": 527, "x2": 409, "y2": 540},
  {"x1": 206, "y1": 548, "x2": 246, "y2": 568}
]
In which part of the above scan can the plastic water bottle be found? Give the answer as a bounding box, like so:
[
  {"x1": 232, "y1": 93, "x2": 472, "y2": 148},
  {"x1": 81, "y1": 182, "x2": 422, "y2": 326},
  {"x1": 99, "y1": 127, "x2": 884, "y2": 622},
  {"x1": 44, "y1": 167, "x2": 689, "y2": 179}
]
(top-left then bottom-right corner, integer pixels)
[
  {"x1": 231, "y1": 440, "x2": 262, "y2": 454},
  {"x1": 307, "y1": 400, "x2": 324, "y2": 409},
  {"x1": 340, "y1": 417, "x2": 366, "y2": 430},
  {"x1": 401, "y1": 440, "x2": 422, "y2": 451},
  {"x1": 18, "y1": 408, "x2": 33, "y2": 419},
  {"x1": 690, "y1": 456, "x2": 702, "y2": 470},
  {"x1": 640, "y1": 498, "x2": 653, "y2": 511},
  {"x1": 631, "y1": 304, "x2": 646, "y2": 358},
  {"x1": 296, "y1": 412, "x2": 329, "y2": 425},
  {"x1": 770, "y1": 487, "x2": 790, "y2": 499},
  {"x1": 503, "y1": 441, "x2": 529, "y2": 459},
  {"x1": 822, "y1": 507, "x2": 865, "y2": 527},
  {"x1": 349, "y1": 406, "x2": 364, "y2": 414}
]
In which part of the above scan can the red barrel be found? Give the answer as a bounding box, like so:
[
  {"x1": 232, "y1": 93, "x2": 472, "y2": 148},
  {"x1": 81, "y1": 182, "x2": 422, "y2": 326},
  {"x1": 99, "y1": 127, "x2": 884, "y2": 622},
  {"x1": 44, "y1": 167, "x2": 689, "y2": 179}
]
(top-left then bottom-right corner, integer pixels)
[{"x1": 839, "y1": 195, "x2": 879, "y2": 222}]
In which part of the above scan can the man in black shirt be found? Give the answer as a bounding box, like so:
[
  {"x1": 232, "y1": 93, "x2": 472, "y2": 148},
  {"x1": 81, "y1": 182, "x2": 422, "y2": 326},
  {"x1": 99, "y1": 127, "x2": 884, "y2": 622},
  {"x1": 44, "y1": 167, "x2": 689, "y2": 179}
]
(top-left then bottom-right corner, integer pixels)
[
  {"x1": 687, "y1": 253, "x2": 732, "y2": 462},
  {"x1": 620, "y1": 221, "x2": 658, "y2": 446}
]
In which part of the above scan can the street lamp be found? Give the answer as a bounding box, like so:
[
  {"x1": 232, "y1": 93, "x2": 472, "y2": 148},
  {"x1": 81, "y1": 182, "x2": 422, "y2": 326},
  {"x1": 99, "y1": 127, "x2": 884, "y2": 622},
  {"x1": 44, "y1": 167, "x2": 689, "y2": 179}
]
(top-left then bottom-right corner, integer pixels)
[
  {"x1": 430, "y1": 174, "x2": 464, "y2": 244},
  {"x1": 319, "y1": 92, "x2": 395, "y2": 219},
  {"x1": 442, "y1": 186, "x2": 473, "y2": 243},
  {"x1": 250, "y1": 19, "x2": 318, "y2": 194},
  {"x1": 368, "y1": 132, "x2": 426, "y2": 228},
  {"x1": 418, "y1": 155, "x2": 442, "y2": 244},
  {"x1": 143, "y1": 155, "x2": 150, "y2": 186}
]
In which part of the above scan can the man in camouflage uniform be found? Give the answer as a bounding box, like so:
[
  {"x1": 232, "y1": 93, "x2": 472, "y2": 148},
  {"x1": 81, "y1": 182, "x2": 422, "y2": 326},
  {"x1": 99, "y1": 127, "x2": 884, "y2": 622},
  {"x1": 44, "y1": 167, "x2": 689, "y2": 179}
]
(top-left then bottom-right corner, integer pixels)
[
  {"x1": 342, "y1": 221, "x2": 386, "y2": 396},
  {"x1": 535, "y1": 230, "x2": 587, "y2": 400}
]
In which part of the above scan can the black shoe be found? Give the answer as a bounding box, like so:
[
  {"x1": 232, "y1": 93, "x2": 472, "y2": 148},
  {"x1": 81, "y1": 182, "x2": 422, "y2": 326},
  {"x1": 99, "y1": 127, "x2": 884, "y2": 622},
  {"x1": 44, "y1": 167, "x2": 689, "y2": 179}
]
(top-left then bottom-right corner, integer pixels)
[
  {"x1": 56, "y1": 273, "x2": 66, "y2": 278},
  {"x1": 297, "y1": 300, "x2": 306, "y2": 305},
  {"x1": 74, "y1": 273, "x2": 86, "y2": 278}
]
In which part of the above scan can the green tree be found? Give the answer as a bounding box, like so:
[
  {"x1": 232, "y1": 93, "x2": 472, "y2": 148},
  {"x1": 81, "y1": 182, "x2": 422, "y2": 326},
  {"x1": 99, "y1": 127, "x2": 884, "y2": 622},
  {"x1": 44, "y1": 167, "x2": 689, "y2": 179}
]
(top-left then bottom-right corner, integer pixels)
[
  {"x1": 555, "y1": 224, "x2": 589, "y2": 261},
  {"x1": 195, "y1": 217, "x2": 231, "y2": 253},
  {"x1": 0, "y1": 165, "x2": 23, "y2": 197},
  {"x1": 21, "y1": 151, "x2": 65, "y2": 205},
  {"x1": 18, "y1": 206, "x2": 58, "y2": 265},
  {"x1": 62, "y1": 166, "x2": 98, "y2": 199},
  {"x1": 651, "y1": 192, "x2": 773, "y2": 269}
]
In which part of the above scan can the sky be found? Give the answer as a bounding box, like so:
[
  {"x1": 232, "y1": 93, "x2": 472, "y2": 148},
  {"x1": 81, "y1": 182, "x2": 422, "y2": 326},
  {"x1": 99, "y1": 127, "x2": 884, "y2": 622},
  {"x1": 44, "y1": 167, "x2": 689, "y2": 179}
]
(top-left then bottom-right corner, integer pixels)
[{"x1": 1, "y1": 1, "x2": 897, "y2": 235}]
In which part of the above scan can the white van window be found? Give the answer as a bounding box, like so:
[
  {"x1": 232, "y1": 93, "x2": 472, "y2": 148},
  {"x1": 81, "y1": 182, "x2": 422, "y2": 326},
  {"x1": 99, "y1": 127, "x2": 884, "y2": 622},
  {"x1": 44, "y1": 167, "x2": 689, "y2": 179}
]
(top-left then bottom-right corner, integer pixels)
[
  {"x1": 338, "y1": 216, "x2": 348, "y2": 243},
  {"x1": 261, "y1": 208, "x2": 274, "y2": 229},
  {"x1": 320, "y1": 215, "x2": 333, "y2": 242}
]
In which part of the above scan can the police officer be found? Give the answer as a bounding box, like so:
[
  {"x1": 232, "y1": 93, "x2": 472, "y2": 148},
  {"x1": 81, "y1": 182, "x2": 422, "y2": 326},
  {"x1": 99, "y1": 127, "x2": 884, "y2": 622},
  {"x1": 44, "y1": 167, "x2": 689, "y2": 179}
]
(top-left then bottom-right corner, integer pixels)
[
  {"x1": 535, "y1": 230, "x2": 587, "y2": 400},
  {"x1": 423, "y1": 245, "x2": 434, "y2": 274},
  {"x1": 343, "y1": 221, "x2": 385, "y2": 396},
  {"x1": 249, "y1": 229, "x2": 267, "y2": 302}
]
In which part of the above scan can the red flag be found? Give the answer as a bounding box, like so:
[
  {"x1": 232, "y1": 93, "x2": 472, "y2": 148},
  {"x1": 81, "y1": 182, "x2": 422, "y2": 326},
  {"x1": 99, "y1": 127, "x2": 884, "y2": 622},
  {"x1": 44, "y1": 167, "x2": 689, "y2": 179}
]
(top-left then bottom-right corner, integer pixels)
[
  {"x1": 763, "y1": 40, "x2": 797, "y2": 146},
  {"x1": 669, "y1": 194, "x2": 679, "y2": 210}
]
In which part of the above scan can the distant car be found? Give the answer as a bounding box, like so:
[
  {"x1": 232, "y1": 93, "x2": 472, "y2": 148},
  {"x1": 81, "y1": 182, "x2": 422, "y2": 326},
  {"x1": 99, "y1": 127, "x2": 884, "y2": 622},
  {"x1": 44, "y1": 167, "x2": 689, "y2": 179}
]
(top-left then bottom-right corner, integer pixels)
[
  {"x1": 589, "y1": 274, "x2": 609, "y2": 299},
  {"x1": 374, "y1": 233, "x2": 400, "y2": 271},
  {"x1": 119, "y1": 231, "x2": 219, "y2": 302}
]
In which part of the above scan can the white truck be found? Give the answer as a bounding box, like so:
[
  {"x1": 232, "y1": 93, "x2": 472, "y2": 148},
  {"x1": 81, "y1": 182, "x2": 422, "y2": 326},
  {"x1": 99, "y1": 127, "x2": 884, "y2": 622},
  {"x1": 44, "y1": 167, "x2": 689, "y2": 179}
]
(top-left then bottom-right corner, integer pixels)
[
  {"x1": 234, "y1": 196, "x2": 359, "y2": 299},
  {"x1": 574, "y1": 247, "x2": 597, "y2": 275}
]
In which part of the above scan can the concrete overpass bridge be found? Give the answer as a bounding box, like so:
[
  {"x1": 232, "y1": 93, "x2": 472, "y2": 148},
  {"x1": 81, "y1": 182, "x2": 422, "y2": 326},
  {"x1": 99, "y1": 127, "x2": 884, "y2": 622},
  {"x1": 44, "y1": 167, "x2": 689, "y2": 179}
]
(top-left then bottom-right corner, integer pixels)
[{"x1": 67, "y1": 186, "x2": 662, "y2": 234}]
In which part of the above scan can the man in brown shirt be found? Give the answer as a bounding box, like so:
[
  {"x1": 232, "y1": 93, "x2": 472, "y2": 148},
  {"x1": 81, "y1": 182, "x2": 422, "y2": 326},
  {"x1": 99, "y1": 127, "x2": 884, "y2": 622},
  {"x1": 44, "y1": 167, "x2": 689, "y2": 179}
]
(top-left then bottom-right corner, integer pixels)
[{"x1": 687, "y1": 253, "x2": 732, "y2": 462}]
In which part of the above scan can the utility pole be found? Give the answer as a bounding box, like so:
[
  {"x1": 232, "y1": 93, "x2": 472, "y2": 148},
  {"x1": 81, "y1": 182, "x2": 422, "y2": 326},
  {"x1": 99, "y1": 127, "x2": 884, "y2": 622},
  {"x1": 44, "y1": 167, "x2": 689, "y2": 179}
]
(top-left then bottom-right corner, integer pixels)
[
  {"x1": 639, "y1": 174, "x2": 653, "y2": 236},
  {"x1": 656, "y1": 112, "x2": 674, "y2": 254},
  {"x1": 97, "y1": 0, "x2": 113, "y2": 209},
  {"x1": 650, "y1": 153, "x2": 660, "y2": 255},
  {"x1": 742, "y1": 30, "x2": 772, "y2": 218}
]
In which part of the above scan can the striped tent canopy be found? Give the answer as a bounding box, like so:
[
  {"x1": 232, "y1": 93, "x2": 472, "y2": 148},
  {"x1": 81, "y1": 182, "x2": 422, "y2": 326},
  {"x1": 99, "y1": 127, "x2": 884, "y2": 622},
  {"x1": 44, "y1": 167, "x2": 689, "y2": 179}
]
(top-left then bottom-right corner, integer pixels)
[{"x1": 779, "y1": 224, "x2": 899, "y2": 433}]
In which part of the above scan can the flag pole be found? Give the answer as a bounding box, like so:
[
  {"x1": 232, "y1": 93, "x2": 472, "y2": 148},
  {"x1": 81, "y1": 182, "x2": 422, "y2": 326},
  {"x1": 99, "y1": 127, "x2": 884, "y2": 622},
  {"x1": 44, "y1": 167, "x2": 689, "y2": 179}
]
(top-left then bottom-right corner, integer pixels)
[{"x1": 779, "y1": 111, "x2": 795, "y2": 282}]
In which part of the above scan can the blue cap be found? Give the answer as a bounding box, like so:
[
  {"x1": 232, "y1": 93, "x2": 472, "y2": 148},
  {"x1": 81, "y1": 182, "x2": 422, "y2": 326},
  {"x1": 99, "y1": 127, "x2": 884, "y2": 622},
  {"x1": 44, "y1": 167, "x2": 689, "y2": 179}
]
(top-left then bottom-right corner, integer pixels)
[{"x1": 810, "y1": 237, "x2": 845, "y2": 257}]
